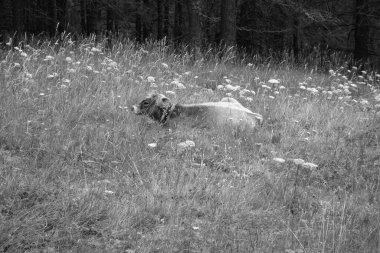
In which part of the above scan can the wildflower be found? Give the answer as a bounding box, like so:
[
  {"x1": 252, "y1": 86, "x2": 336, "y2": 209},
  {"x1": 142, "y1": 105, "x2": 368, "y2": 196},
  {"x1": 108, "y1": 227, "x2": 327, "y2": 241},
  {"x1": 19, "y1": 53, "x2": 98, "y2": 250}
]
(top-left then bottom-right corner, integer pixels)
[
  {"x1": 86, "y1": 66, "x2": 93, "y2": 71},
  {"x1": 261, "y1": 84, "x2": 271, "y2": 90},
  {"x1": 292, "y1": 159, "x2": 305, "y2": 165},
  {"x1": 225, "y1": 84, "x2": 240, "y2": 91},
  {"x1": 47, "y1": 73, "x2": 58, "y2": 79},
  {"x1": 374, "y1": 94, "x2": 380, "y2": 101},
  {"x1": 148, "y1": 143, "x2": 157, "y2": 148},
  {"x1": 177, "y1": 140, "x2": 195, "y2": 153},
  {"x1": 217, "y1": 85, "x2": 224, "y2": 90},
  {"x1": 20, "y1": 52, "x2": 27, "y2": 57},
  {"x1": 44, "y1": 55, "x2": 54, "y2": 61},
  {"x1": 279, "y1": 86, "x2": 286, "y2": 90},
  {"x1": 273, "y1": 91, "x2": 280, "y2": 95},
  {"x1": 25, "y1": 72, "x2": 32, "y2": 79},
  {"x1": 268, "y1": 95, "x2": 275, "y2": 99},
  {"x1": 254, "y1": 77, "x2": 260, "y2": 82},
  {"x1": 245, "y1": 97, "x2": 253, "y2": 102},
  {"x1": 352, "y1": 66, "x2": 358, "y2": 71},
  {"x1": 350, "y1": 83, "x2": 357, "y2": 88},
  {"x1": 268, "y1": 79, "x2": 280, "y2": 85},
  {"x1": 6, "y1": 38, "x2": 12, "y2": 46},
  {"x1": 67, "y1": 68, "x2": 76, "y2": 74},
  {"x1": 361, "y1": 71, "x2": 367, "y2": 75},
  {"x1": 91, "y1": 47, "x2": 101, "y2": 53},
  {"x1": 62, "y1": 78, "x2": 70, "y2": 84},
  {"x1": 239, "y1": 89, "x2": 251, "y2": 96},
  {"x1": 194, "y1": 76, "x2": 198, "y2": 79},
  {"x1": 360, "y1": 99, "x2": 369, "y2": 105},
  {"x1": 225, "y1": 78, "x2": 232, "y2": 84},
  {"x1": 104, "y1": 190, "x2": 115, "y2": 195},
  {"x1": 299, "y1": 86, "x2": 306, "y2": 90},
  {"x1": 147, "y1": 76, "x2": 155, "y2": 83},
  {"x1": 247, "y1": 63, "x2": 253, "y2": 67},
  {"x1": 176, "y1": 83, "x2": 186, "y2": 89},
  {"x1": 225, "y1": 93, "x2": 233, "y2": 97},
  {"x1": 306, "y1": 87, "x2": 318, "y2": 94},
  {"x1": 39, "y1": 93, "x2": 45, "y2": 96},
  {"x1": 329, "y1": 69, "x2": 335, "y2": 76},
  {"x1": 161, "y1": 63, "x2": 169, "y2": 69},
  {"x1": 65, "y1": 57, "x2": 72, "y2": 63},
  {"x1": 302, "y1": 162, "x2": 318, "y2": 169},
  {"x1": 184, "y1": 71, "x2": 191, "y2": 75},
  {"x1": 273, "y1": 157, "x2": 286, "y2": 163},
  {"x1": 109, "y1": 61, "x2": 117, "y2": 68}
]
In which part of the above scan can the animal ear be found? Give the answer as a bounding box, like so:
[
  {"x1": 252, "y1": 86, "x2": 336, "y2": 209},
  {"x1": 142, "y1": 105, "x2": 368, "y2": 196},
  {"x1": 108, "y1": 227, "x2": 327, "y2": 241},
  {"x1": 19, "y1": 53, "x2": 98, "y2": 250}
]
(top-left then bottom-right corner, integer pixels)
[{"x1": 162, "y1": 97, "x2": 169, "y2": 102}]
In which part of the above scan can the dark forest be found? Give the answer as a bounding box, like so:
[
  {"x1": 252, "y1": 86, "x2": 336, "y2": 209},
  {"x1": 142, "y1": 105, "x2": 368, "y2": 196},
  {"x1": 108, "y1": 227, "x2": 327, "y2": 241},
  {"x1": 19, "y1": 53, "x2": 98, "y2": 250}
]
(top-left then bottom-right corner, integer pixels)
[{"x1": 1, "y1": 0, "x2": 380, "y2": 67}]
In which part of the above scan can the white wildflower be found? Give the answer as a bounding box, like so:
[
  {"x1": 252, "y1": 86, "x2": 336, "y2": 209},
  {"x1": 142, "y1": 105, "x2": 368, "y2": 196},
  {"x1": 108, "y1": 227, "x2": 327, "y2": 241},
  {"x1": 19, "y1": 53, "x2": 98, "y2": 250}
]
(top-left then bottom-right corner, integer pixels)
[
  {"x1": 161, "y1": 63, "x2": 169, "y2": 69},
  {"x1": 292, "y1": 159, "x2": 305, "y2": 165},
  {"x1": 268, "y1": 79, "x2": 280, "y2": 85},
  {"x1": 148, "y1": 143, "x2": 157, "y2": 148},
  {"x1": 104, "y1": 190, "x2": 115, "y2": 195},
  {"x1": 20, "y1": 52, "x2": 27, "y2": 57},
  {"x1": 225, "y1": 84, "x2": 240, "y2": 91},
  {"x1": 302, "y1": 162, "x2": 318, "y2": 169},
  {"x1": 147, "y1": 76, "x2": 155, "y2": 83},
  {"x1": 273, "y1": 157, "x2": 286, "y2": 163},
  {"x1": 44, "y1": 55, "x2": 55, "y2": 61},
  {"x1": 109, "y1": 61, "x2": 117, "y2": 68},
  {"x1": 91, "y1": 47, "x2": 101, "y2": 53},
  {"x1": 65, "y1": 57, "x2": 72, "y2": 63}
]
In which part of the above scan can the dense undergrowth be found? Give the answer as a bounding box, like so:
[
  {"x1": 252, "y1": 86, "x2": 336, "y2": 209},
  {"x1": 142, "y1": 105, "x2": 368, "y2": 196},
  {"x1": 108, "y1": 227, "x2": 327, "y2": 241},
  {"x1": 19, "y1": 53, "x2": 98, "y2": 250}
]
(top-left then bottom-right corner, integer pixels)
[{"x1": 0, "y1": 35, "x2": 379, "y2": 252}]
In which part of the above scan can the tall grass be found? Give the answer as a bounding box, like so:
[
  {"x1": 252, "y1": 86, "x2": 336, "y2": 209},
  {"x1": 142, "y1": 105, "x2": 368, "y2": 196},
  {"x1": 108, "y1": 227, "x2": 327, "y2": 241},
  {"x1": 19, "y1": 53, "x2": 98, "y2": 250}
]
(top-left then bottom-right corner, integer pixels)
[{"x1": 0, "y1": 35, "x2": 379, "y2": 252}]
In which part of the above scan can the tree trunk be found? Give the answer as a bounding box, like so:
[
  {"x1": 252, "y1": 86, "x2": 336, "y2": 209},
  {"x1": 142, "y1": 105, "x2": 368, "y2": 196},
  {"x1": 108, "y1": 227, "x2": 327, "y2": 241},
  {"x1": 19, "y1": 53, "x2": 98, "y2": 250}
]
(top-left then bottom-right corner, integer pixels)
[
  {"x1": 157, "y1": 0, "x2": 163, "y2": 40},
  {"x1": 80, "y1": 0, "x2": 88, "y2": 34},
  {"x1": 48, "y1": 0, "x2": 58, "y2": 36},
  {"x1": 163, "y1": 0, "x2": 169, "y2": 37},
  {"x1": 174, "y1": 0, "x2": 183, "y2": 43},
  {"x1": 220, "y1": 0, "x2": 236, "y2": 46},
  {"x1": 292, "y1": 18, "x2": 299, "y2": 62},
  {"x1": 0, "y1": 0, "x2": 13, "y2": 34},
  {"x1": 135, "y1": 0, "x2": 143, "y2": 42},
  {"x1": 354, "y1": 0, "x2": 369, "y2": 62},
  {"x1": 186, "y1": 0, "x2": 201, "y2": 48}
]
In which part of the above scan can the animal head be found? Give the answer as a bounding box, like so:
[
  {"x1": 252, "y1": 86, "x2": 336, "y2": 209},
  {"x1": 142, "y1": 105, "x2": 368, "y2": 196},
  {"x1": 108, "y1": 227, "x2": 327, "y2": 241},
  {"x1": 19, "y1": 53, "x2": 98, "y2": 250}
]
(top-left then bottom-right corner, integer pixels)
[{"x1": 131, "y1": 93, "x2": 173, "y2": 123}]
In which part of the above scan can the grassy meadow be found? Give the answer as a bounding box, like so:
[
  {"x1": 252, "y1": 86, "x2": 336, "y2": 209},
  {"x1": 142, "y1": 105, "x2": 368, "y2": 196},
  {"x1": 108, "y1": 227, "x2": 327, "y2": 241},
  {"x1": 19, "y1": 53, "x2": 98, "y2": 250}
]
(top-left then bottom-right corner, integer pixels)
[{"x1": 0, "y1": 35, "x2": 379, "y2": 252}]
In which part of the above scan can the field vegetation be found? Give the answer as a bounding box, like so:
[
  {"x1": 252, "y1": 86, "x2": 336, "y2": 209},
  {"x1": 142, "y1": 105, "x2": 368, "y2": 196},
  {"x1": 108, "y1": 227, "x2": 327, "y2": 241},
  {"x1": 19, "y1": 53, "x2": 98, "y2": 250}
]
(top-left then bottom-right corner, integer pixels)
[{"x1": 0, "y1": 35, "x2": 379, "y2": 252}]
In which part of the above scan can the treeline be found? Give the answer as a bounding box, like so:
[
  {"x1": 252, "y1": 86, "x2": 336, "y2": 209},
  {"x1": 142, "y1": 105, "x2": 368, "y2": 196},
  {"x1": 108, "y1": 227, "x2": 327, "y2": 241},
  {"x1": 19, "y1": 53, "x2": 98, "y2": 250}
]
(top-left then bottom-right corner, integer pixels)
[{"x1": 0, "y1": 0, "x2": 379, "y2": 67}]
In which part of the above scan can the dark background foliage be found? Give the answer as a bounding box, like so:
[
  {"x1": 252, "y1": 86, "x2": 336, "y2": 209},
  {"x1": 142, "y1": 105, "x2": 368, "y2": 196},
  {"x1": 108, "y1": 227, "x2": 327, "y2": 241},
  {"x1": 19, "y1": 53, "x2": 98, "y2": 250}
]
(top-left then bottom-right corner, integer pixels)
[{"x1": 0, "y1": 0, "x2": 379, "y2": 68}]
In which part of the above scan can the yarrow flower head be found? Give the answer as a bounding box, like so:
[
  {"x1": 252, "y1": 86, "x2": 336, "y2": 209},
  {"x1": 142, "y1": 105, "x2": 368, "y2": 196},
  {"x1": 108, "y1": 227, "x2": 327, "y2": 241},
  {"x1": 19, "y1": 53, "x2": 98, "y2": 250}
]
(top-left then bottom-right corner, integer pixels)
[
  {"x1": 273, "y1": 157, "x2": 286, "y2": 163},
  {"x1": 44, "y1": 55, "x2": 55, "y2": 61}
]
